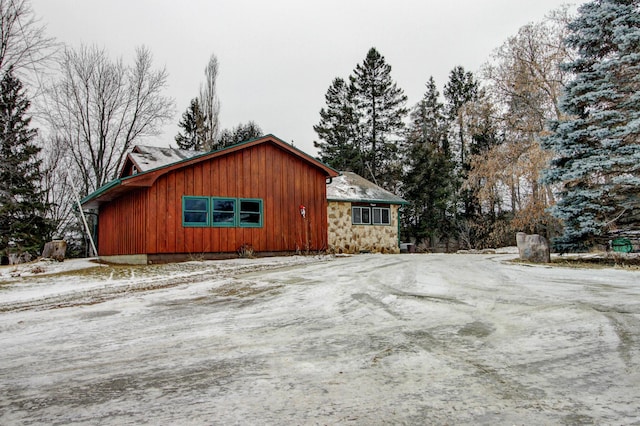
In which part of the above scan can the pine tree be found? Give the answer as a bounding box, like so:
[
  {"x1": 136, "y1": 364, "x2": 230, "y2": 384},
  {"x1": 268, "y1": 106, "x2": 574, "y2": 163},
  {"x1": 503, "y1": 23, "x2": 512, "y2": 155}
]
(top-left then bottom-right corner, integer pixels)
[
  {"x1": 444, "y1": 66, "x2": 480, "y2": 227},
  {"x1": 313, "y1": 77, "x2": 362, "y2": 173},
  {"x1": 216, "y1": 121, "x2": 263, "y2": 149},
  {"x1": 175, "y1": 98, "x2": 207, "y2": 151},
  {"x1": 0, "y1": 68, "x2": 52, "y2": 259},
  {"x1": 351, "y1": 48, "x2": 408, "y2": 189},
  {"x1": 542, "y1": 0, "x2": 640, "y2": 252},
  {"x1": 401, "y1": 77, "x2": 455, "y2": 247}
]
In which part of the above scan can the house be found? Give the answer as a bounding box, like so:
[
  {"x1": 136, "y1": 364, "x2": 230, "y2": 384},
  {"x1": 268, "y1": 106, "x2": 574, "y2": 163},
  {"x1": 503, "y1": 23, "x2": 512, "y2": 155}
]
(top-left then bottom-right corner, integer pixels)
[
  {"x1": 81, "y1": 135, "x2": 339, "y2": 264},
  {"x1": 326, "y1": 172, "x2": 407, "y2": 254}
]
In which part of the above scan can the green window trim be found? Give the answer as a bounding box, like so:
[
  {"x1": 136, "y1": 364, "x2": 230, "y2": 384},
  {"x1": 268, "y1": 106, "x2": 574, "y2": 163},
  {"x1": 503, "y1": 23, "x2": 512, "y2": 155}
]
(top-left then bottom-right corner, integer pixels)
[
  {"x1": 212, "y1": 197, "x2": 237, "y2": 227},
  {"x1": 182, "y1": 196, "x2": 263, "y2": 228},
  {"x1": 182, "y1": 196, "x2": 210, "y2": 227},
  {"x1": 239, "y1": 198, "x2": 263, "y2": 227}
]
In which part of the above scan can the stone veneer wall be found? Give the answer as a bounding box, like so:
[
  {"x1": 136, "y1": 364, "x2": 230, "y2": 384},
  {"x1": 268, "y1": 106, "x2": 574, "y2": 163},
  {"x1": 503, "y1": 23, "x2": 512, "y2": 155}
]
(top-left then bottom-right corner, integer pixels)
[{"x1": 327, "y1": 201, "x2": 400, "y2": 254}]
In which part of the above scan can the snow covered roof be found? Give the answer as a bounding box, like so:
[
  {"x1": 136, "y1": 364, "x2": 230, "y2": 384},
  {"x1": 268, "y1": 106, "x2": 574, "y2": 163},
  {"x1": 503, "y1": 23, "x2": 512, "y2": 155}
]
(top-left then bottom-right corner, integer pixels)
[
  {"x1": 327, "y1": 172, "x2": 407, "y2": 205},
  {"x1": 128, "y1": 145, "x2": 200, "y2": 173}
]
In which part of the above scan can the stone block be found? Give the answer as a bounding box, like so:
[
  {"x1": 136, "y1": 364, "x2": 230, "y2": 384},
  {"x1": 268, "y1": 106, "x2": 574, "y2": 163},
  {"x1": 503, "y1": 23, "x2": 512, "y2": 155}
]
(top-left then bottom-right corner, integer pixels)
[
  {"x1": 42, "y1": 240, "x2": 68, "y2": 262},
  {"x1": 516, "y1": 232, "x2": 550, "y2": 263}
]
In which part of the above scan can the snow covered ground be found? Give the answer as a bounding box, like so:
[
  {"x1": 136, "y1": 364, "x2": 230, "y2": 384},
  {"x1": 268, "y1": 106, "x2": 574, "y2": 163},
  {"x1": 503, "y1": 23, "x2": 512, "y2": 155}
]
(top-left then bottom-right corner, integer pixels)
[{"x1": 1, "y1": 253, "x2": 639, "y2": 424}]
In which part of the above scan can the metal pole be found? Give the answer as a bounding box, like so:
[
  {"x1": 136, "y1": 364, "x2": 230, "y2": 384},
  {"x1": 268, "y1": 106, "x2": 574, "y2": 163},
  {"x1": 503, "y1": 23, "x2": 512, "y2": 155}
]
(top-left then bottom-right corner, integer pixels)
[{"x1": 68, "y1": 173, "x2": 98, "y2": 258}]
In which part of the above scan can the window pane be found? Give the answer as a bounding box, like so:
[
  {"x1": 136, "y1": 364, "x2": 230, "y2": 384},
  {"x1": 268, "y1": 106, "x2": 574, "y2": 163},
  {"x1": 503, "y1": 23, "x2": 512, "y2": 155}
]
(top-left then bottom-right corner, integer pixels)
[
  {"x1": 184, "y1": 211, "x2": 207, "y2": 223},
  {"x1": 213, "y1": 212, "x2": 235, "y2": 223},
  {"x1": 240, "y1": 200, "x2": 260, "y2": 212},
  {"x1": 373, "y1": 208, "x2": 382, "y2": 224},
  {"x1": 185, "y1": 198, "x2": 207, "y2": 211},
  {"x1": 361, "y1": 208, "x2": 370, "y2": 224},
  {"x1": 240, "y1": 213, "x2": 261, "y2": 224},
  {"x1": 352, "y1": 207, "x2": 362, "y2": 224},
  {"x1": 382, "y1": 208, "x2": 390, "y2": 224},
  {"x1": 213, "y1": 199, "x2": 235, "y2": 212}
]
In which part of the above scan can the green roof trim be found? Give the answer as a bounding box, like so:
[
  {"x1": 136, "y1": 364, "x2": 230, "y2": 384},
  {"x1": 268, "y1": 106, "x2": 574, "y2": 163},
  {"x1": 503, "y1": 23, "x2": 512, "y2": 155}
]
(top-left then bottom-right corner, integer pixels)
[{"x1": 80, "y1": 178, "x2": 123, "y2": 206}]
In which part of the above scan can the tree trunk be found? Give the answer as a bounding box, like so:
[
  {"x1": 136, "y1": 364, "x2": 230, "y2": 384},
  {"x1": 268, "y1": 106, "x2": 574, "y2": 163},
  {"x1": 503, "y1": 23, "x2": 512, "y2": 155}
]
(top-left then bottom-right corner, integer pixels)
[{"x1": 42, "y1": 240, "x2": 68, "y2": 261}]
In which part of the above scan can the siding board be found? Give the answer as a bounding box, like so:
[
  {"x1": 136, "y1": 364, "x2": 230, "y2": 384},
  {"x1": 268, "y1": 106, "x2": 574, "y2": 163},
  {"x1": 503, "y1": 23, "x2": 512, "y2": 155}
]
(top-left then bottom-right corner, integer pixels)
[
  {"x1": 167, "y1": 172, "x2": 176, "y2": 252},
  {"x1": 175, "y1": 170, "x2": 185, "y2": 252},
  {"x1": 147, "y1": 184, "x2": 157, "y2": 253}
]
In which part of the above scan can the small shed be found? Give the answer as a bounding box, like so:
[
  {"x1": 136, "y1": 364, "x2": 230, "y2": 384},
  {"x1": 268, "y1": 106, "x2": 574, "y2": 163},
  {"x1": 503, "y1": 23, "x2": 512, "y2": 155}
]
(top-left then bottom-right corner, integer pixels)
[
  {"x1": 326, "y1": 172, "x2": 407, "y2": 254},
  {"x1": 81, "y1": 135, "x2": 339, "y2": 264}
]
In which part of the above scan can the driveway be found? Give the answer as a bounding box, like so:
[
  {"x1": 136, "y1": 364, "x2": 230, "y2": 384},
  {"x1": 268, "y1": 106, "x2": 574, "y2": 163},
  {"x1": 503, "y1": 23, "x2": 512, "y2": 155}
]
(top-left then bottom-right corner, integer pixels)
[{"x1": 1, "y1": 254, "x2": 639, "y2": 424}]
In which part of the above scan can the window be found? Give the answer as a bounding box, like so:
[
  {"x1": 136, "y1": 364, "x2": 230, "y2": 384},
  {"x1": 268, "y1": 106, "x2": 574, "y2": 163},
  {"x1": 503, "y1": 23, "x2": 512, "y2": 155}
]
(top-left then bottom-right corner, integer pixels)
[
  {"x1": 239, "y1": 199, "x2": 263, "y2": 227},
  {"x1": 183, "y1": 196, "x2": 209, "y2": 227},
  {"x1": 372, "y1": 207, "x2": 390, "y2": 225},
  {"x1": 212, "y1": 198, "x2": 236, "y2": 227},
  {"x1": 352, "y1": 206, "x2": 370, "y2": 225},
  {"x1": 352, "y1": 205, "x2": 391, "y2": 226},
  {"x1": 182, "y1": 196, "x2": 263, "y2": 228}
]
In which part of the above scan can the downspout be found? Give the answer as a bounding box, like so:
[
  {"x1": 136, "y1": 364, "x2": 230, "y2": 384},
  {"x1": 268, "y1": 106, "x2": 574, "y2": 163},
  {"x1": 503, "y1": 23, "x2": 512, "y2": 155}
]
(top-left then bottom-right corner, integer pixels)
[{"x1": 397, "y1": 204, "x2": 402, "y2": 248}]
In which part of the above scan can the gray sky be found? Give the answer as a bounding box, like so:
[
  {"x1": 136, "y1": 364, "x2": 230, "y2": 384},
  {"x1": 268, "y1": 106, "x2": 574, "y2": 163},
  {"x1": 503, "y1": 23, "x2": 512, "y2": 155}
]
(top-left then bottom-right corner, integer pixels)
[{"x1": 30, "y1": 0, "x2": 578, "y2": 156}]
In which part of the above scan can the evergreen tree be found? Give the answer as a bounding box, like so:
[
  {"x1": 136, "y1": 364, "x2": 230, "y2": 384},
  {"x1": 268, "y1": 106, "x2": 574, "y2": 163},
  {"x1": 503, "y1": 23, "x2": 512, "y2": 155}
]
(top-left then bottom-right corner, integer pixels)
[
  {"x1": 0, "y1": 68, "x2": 52, "y2": 259},
  {"x1": 443, "y1": 65, "x2": 483, "y2": 235},
  {"x1": 313, "y1": 77, "x2": 362, "y2": 172},
  {"x1": 542, "y1": 0, "x2": 640, "y2": 252},
  {"x1": 401, "y1": 77, "x2": 455, "y2": 247},
  {"x1": 175, "y1": 97, "x2": 207, "y2": 151},
  {"x1": 351, "y1": 47, "x2": 408, "y2": 189},
  {"x1": 216, "y1": 121, "x2": 263, "y2": 149}
]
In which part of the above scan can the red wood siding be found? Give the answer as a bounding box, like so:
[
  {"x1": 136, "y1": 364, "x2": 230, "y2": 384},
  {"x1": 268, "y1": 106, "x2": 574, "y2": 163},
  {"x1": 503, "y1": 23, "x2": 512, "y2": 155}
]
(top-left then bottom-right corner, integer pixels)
[
  {"x1": 97, "y1": 142, "x2": 329, "y2": 256},
  {"x1": 98, "y1": 188, "x2": 147, "y2": 256}
]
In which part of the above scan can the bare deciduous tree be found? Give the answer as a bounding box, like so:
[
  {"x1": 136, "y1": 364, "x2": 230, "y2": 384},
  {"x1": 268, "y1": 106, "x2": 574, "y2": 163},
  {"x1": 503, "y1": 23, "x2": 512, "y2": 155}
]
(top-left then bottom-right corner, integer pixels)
[
  {"x1": 44, "y1": 45, "x2": 175, "y2": 195},
  {"x1": 470, "y1": 8, "x2": 574, "y2": 235},
  {"x1": 40, "y1": 136, "x2": 74, "y2": 234},
  {"x1": 0, "y1": 0, "x2": 56, "y2": 84},
  {"x1": 199, "y1": 53, "x2": 220, "y2": 151}
]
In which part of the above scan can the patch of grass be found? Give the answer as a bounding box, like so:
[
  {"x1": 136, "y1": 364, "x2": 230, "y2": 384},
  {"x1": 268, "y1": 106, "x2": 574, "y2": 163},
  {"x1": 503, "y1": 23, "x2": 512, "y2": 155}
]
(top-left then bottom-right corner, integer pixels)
[
  {"x1": 511, "y1": 254, "x2": 640, "y2": 270},
  {"x1": 237, "y1": 243, "x2": 255, "y2": 258},
  {"x1": 552, "y1": 255, "x2": 640, "y2": 270}
]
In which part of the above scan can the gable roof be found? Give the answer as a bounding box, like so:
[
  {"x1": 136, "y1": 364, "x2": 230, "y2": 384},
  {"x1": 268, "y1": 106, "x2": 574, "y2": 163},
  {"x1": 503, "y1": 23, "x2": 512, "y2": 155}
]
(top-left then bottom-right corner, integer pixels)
[
  {"x1": 327, "y1": 171, "x2": 407, "y2": 205},
  {"x1": 121, "y1": 145, "x2": 198, "y2": 176},
  {"x1": 82, "y1": 134, "x2": 339, "y2": 210}
]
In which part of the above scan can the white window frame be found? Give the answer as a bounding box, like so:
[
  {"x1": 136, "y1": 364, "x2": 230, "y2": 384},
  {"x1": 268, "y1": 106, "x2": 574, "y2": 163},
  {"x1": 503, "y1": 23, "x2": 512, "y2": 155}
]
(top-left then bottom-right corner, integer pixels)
[{"x1": 352, "y1": 205, "x2": 391, "y2": 226}]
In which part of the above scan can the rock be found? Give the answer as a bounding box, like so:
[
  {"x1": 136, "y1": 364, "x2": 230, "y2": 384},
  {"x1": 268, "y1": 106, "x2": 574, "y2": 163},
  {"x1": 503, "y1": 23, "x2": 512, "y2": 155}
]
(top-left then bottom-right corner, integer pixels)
[
  {"x1": 8, "y1": 252, "x2": 32, "y2": 265},
  {"x1": 516, "y1": 232, "x2": 551, "y2": 263},
  {"x1": 42, "y1": 240, "x2": 67, "y2": 262}
]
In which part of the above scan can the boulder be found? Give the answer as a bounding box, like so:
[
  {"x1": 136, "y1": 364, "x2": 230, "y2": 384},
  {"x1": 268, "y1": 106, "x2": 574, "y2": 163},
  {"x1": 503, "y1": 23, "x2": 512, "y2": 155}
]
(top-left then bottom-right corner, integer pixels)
[
  {"x1": 516, "y1": 232, "x2": 551, "y2": 263},
  {"x1": 42, "y1": 240, "x2": 67, "y2": 262},
  {"x1": 7, "y1": 252, "x2": 32, "y2": 265}
]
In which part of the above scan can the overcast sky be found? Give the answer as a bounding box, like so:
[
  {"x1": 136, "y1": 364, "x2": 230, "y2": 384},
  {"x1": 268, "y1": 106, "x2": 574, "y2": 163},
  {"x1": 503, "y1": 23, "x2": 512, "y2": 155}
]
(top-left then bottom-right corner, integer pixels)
[{"x1": 30, "y1": 0, "x2": 579, "y2": 156}]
